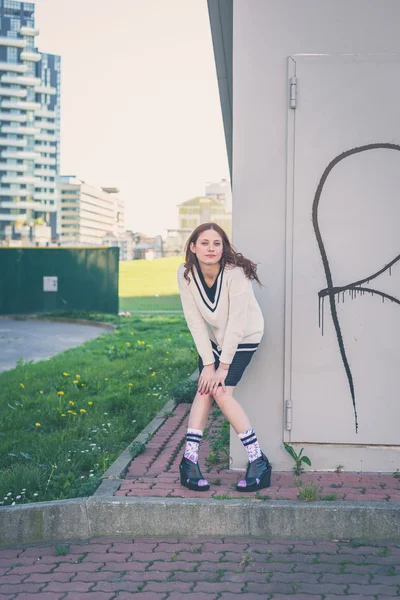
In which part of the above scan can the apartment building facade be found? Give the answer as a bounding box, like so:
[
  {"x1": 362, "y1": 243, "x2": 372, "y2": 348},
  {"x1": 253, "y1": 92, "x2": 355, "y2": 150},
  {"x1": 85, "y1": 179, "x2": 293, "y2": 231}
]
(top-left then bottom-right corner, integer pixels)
[
  {"x1": 0, "y1": 0, "x2": 60, "y2": 243},
  {"x1": 60, "y1": 176, "x2": 124, "y2": 246}
]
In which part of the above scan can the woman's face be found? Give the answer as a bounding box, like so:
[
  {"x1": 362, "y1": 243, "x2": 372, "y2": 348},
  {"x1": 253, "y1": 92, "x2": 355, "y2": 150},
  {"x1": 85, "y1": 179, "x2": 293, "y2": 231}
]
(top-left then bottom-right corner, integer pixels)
[{"x1": 190, "y1": 229, "x2": 224, "y2": 267}]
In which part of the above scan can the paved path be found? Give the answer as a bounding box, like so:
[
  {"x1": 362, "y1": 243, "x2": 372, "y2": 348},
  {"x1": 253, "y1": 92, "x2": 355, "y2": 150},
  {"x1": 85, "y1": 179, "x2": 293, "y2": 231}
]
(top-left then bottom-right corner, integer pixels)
[
  {"x1": 0, "y1": 319, "x2": 111, "y2": 373},
  {"x1": 115, "y1": 404, "x2": 400, "y2": 501},
  {"x1": 0, "y1": 536, "x2": 399, "y2": 599}
]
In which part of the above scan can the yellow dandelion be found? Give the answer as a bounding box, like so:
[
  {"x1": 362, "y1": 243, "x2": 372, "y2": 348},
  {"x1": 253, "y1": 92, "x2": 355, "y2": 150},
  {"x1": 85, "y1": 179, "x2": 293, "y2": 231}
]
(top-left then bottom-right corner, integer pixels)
[
  {"x1": 130, "y1": 332, "x2": 134, "y2": 335},
  {"x1": 151, "y1": 372, "x2": 156, "y2": 377},
  {"x1": 166, "y1": 351, "x2": 169, "y2": 354},
  {"x1": 75, "y1": 374, "x2": 81, "y2": 379},
  {"x1": 39, "y1": 390, "x2": 44, "y2": 394},
  {"x1": 122, "y1": 372, "x2": 127, "y2": 374},
  {"x1": 35, "y1": 422, "x2": 41, "y2": 427},
  {"x1": 63, "y1": 372, "x2": 70, "y2": 377},
  {"x1": 80, "y1": 383, "x2": 85, "y2": 387},
  {"x1": 104, "y1": 378, "x2": 108, "y2": 381},
  {"x1": 61, "y1": 414, "x2": 66, "y2": 417},
  {"x1": 165, "y1": 358, "x2": 169, "y2": 361},
  {"x1": 20, "y1": 383, "x2": 25, "y2": 389},
  {"x1": 80, "y1": 409, "x2": 86, "y2": 413},
  {"x1": 67, "y1": 410, "x2": 74, "y2": 414},
  {"x1": 167, "y1": 338, "x2": 172, "y2": 342},
  {"x1": 73, "y1": 380, "x2": 78, "y2": 384},
  {"x1": 125, "y1": 342, "x2": 131, "y2": 346},
  {"x1": 52, "y1": 465, "x2": 57, "y2": 469},
  {"x1": 128, "y1": 383, "x2": 133, "y2": 387},
  {"x1": 69, "y1": 400, "x2": 75, "y2": 406},
  {"x1": 71, "y1": 411, "x2": 77, "y2": 415},
  {"x1": 57, "y1": 391, "x2": 64, "y2": 396},
  {"x1": 111, "y1": 346, "x2": 115, "y2": 349},
  {"x1": 88, "y1": 401, "x2": 93, "y2": 405}
]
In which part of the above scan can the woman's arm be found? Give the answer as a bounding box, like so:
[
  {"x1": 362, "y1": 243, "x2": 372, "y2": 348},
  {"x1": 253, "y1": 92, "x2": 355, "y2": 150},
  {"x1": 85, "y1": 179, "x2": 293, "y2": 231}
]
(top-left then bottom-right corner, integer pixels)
[{"x1": 177, "y1": 267, "x2": 215, "y2": 366}]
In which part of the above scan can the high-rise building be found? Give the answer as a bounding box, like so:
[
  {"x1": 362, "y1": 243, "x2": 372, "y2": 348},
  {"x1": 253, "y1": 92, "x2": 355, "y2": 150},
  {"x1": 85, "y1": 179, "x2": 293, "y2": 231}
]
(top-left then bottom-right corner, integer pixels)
[
  {"x1": 60, "y1": 176, "x2": 124, "y2": 246},
  {"x1": 0, "y1": 0, "x2": 61, "y2": 244}
]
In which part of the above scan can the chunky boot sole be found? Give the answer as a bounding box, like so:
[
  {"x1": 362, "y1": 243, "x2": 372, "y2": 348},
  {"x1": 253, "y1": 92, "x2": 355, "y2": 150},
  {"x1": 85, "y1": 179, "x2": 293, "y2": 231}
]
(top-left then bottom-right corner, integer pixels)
[
  {"x1": 179, "y1": 469, "x2": 210, "y2": 492},
  {"x1": 235, "y1": 464, "x2": 272, "y2": 493},
  {"x1": 179, "y1": 457, "x2": 210, "y2": 492}
]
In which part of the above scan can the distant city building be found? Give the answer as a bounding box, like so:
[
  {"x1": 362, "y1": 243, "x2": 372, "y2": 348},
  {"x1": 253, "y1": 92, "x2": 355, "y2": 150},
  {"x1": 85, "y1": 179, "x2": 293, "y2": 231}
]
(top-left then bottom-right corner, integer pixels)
[
  {"x1": 0, "y1": 0, "x2": 61, "y2": 244},
  {"x1": 60, "y1": 176, "x2": 124, "y2": 246},
  {"x1": 164, "y1": 179, "x2": 232, "y2": 256},
  {"x1": 132, "y1": 232, "x2": 163, "y2": 260},
  {"x1": 103, "y1": 229, "x2": 135, "y2": 261},
  {"x1": 205, "y1": 177, "x2": 232, "y2": 211}
]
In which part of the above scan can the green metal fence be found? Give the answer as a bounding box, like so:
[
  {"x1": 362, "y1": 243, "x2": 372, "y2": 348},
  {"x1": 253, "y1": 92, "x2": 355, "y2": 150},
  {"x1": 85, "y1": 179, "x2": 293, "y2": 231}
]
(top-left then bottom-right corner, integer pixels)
[{"x1": 0, "y1": 247, "x2": 119, "y2": 315}]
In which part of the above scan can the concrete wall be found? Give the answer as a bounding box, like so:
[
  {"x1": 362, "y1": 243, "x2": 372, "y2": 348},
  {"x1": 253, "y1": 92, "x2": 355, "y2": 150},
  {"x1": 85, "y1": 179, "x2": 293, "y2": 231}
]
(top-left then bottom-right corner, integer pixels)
[{"x1": 231, "y1": 0, "x2": 400, "y2": 472}]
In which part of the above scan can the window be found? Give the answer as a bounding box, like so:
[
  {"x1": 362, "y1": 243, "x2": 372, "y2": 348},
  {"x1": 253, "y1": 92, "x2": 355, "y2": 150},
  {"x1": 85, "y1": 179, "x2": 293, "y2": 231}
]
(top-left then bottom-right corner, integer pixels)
[
  {"x1": 7, "y1": 47, "x2": 17, "y2": 62},
  {"x1": 10, "y1": 18, "x2": 21, "y2": 31}
]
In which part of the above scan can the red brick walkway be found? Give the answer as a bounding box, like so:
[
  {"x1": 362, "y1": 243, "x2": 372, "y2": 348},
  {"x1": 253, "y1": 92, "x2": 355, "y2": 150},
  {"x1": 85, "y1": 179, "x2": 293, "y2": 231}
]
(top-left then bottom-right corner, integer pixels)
[
  {"x1": 1, "y1": 536, "x2": 400, "y2": 599},
  {"x1": 115, "y1": 403, "x2": 400, "y2": 502}
]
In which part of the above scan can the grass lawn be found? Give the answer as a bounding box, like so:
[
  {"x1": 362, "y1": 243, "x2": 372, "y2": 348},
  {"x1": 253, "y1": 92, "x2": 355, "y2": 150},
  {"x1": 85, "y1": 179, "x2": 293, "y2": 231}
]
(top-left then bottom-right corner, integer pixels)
[
  {"x1": 0, "y1": 313, "x2": 197, "y2": 506},
  {"x1": 119, "y1": 255, "x2": 183, "y2": 312}
]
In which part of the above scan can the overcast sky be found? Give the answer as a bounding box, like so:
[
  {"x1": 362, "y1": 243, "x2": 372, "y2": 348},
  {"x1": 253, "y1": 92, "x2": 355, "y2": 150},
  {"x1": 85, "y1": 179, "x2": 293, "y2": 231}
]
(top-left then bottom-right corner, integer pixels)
[{"x1": 33, "y1": 0, "x2": 229, "y2": 236}]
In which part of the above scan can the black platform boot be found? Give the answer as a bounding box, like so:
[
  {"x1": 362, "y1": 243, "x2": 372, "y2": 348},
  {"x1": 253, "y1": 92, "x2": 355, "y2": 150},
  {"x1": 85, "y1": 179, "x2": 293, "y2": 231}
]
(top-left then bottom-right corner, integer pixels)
[
  {"x1": 179, "y1": 456, "x2": 210, "y2": 491},
  {"x1": 235, "y1": 452, "x2": 272, "y2": 492}
]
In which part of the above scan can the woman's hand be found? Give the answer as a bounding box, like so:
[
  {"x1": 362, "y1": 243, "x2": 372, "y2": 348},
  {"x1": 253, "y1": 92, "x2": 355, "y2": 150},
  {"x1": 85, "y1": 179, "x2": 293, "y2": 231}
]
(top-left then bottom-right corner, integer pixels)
[
  {"x1": 209, "y1": 366, "x2": 228, "y2": 396},
  {"x1": 198, "y1": 364, "x2": 215, "y2": 395}
]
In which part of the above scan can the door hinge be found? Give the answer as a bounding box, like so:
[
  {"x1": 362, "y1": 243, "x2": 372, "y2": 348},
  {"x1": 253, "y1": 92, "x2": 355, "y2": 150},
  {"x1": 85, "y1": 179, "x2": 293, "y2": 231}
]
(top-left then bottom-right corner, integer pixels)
[
  {"x1": 289, "y1": 76, "x2": 297, "y2": 109},
  {"x1": 285, "y1": 399, "x2": 292, "y2": 430}
]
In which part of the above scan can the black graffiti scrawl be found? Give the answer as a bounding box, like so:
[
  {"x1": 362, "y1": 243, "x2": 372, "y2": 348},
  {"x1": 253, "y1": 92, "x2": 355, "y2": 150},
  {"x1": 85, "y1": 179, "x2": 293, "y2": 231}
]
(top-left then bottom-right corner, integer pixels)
[{"x1": 312, "y1": 143, "x2": 400, "y2": 433}]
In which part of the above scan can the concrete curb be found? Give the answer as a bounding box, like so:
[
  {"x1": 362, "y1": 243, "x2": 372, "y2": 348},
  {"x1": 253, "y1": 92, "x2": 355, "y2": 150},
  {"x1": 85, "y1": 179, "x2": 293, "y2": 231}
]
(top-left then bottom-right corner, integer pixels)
[
  {"x1": 0, "y1": 314, "x2": 116, "y2": 331},
  {"x1": 1, "y1": 496, "x2": 399, "y2": 546}
]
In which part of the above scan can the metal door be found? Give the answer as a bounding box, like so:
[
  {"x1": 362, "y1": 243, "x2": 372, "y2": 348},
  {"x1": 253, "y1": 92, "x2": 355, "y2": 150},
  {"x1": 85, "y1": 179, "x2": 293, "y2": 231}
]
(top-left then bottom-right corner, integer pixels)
[{"x1": 285, "y1": 54, "x2": 400, "y2": 445}]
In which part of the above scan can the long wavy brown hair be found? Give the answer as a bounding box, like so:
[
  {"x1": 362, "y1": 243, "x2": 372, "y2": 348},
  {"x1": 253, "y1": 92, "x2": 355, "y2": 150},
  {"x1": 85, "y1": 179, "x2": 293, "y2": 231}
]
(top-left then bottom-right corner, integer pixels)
[{"x1": 183, "y1": 222, "x2": 262, "y2": 286}]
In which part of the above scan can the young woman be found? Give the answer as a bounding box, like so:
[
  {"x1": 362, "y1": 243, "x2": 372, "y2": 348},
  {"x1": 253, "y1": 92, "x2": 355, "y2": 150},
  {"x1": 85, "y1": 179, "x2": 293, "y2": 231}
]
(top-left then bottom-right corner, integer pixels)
[{"x1": 177, "y1": 222, "x2": 271, "y2": 493}]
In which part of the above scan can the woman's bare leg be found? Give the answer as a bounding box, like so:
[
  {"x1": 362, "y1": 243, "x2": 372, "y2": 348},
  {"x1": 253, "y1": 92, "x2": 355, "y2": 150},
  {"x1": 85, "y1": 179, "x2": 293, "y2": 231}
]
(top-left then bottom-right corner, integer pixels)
[
  {"x1": 212, "y1": 386, "x2": 251, "y2": 433},
  {"x1": 187, "y1": 390, "x2": 214, "y2": 430}
]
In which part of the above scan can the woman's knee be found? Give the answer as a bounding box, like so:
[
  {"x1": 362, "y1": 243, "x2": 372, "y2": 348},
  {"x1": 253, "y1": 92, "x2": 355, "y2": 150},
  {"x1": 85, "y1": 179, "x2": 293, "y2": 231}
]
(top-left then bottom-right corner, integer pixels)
[{"x1": 212, "y1": 388, "x2": 233, "y2": 404}]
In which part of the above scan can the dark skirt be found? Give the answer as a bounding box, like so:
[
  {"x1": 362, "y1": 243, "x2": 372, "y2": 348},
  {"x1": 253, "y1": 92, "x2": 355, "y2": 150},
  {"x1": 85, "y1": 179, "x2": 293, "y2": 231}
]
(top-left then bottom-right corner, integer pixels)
[{"x1": 198, "y1": 340, "x2": 259, "y2": 387}]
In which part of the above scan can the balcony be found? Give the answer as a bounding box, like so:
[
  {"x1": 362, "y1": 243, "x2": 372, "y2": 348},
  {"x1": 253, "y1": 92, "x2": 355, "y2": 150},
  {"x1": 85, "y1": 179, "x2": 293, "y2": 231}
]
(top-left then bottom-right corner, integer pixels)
[
  {"x1": 35, "y1": 132, "x2": 57, "y2": 143},
  {"x1": 0, "y1": 188, "x2": 30, "y2": 197},
  {"x1": 0, "y1": 137, "x2": 26, "y2": 147},
  {"x1": 0, "y1": 201, "x2": 45, "y2": 211},
  {"x1": 2, "y1": 150, "x2": 38, "y2": 160},
  {"x1": 0, "y1": 213, "x2": 27, "y2": 221},
  {"x1": 35, "y1": 108, "x2": 56, "y2": 119},
  {"x1": 20, "y1": 27, "x2": 40, "y2": 37},
  {"x1": 0, "y1": 37, "x2": 26, "y2": 48},
  {"x1": 20, "y1": 50, "x2": 41, "y2": 62},
  {"x1": 1, "y1": 125, "x2": 40, "y2": 135},
  {"x1": 0, "y1": 112, "x2": 27, "y2": 122},
  {"x1": 0, "y1": 62, "x2": 27, "y2": 73},
  {"x1": 34, "y1": 168, "x2": 56, "y2": 177},
  {"x1": 2, "y1": 175, "x2": 39, "y2": 185},
  {"x1": 0, "y1": 89, "x2": 27, "y2": 100},
  {"x1": 1, "y1": 74, "x2": 41, "y2": 86},
  {"x1": 35, "y1": 144, "x2": 57, "y2": 154},
  {"x1": 34, "y1": 156, "x2": 56, "y2": 166},
  {"x1": 1, "y1": 99, "x2": 41, "y2": 111},
  {"x1": 34, "y1": 192, "x2": 56, "y2": 201},
  {"x1": 0, "y1": 162, "x2": 27, "y2": 172},
  {"x1": 35, "y1": 182, "x2": 56, "y2": 190},
  {"x1": 35, "y1": 85, "x2": 57, "y2": 95},
  {"x1": 35, "y1": 120, "x2": 56, "y2": 131}
]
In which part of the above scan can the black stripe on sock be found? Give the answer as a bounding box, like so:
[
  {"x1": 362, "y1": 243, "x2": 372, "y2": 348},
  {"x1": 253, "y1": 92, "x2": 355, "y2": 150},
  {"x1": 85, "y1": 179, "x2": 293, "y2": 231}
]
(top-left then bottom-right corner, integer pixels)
[
  {"x1": 186, "y1": 435, "x2": 202, "y2": 443},
  {"x1": 240, "y1": 432, "x2": 257, "y2": 443}
]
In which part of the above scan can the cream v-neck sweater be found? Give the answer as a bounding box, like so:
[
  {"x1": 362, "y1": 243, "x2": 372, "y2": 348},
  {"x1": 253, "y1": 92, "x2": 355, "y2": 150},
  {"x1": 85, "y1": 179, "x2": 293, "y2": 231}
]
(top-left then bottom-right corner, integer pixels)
[{"x1": 177, "y1": 263, "x2": 264, "y2": 366}]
